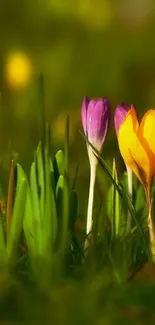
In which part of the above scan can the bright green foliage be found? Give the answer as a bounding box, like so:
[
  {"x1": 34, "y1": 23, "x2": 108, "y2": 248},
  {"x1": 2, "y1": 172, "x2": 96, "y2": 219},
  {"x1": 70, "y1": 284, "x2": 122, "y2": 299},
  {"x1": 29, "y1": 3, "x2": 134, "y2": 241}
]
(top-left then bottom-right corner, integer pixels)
[
  {"x1": 8, "y1": 116, "x2": 76, "y2": 286},
  {"x1": 0, "y1": 114, "x2": 80, "y2": 288}
]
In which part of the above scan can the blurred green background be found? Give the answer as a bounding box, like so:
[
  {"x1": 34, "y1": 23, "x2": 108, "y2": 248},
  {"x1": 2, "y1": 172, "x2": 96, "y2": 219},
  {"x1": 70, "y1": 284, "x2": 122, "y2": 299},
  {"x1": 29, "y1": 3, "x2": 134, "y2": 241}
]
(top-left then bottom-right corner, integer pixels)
[{"x1": 0, "y1": 0, "x2": 155, "y2": 215}]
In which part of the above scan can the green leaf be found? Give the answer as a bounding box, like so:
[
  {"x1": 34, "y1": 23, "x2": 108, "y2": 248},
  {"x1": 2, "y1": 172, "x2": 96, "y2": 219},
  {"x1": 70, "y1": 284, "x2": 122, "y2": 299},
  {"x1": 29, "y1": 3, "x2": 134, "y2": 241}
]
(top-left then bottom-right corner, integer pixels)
[
  {"x1": 7, "y1": 164, "x2": 27, "y2": 263},
  {"x1": 36, "y1": 143, "x2": 45, "y2": 219},
  {"x1": 107, "y1": 159, "x2": 120, "y2": 237},
  {"x1": 134, "y1": 183, "x2": 146, "y2": 213},
  {"x1": 55, "y1": 150, "x2": 65, "y2": 176},
  {"x1": 49, "y1": 156, "x2": 56, "y2": 197},
  {"x1": 43, "y1": 149, "x2": 57, "y2": 254},
  {"x1": 56, "y1": 174, "x2": 69, "y2": 253},
  {"x1": 14, "y1": 165, "x2": 33, "y2": 257},
  {"x1": 0, "y1": 214, "x2": 6, "y2": 265},
  {"x1": 6, "y1": 160, "x2": 15, "y2": 237},
  {"x1": 30, "y1": 162, "x2": 42, "y2": 255},
  {"x1": 23, "y1": 184, "x2": 35, "y2": 259},
  {"x1": 119, "y1": 170, "x2": 131, "y2": 232},
  {"x1": 56, "y1": 174, "x2": 64, "y2": 220},
  {"x1": 64, "y1": 115, "x2": 69, "y2": 175},
  {"x1": 16, "y1": 163, "x2": 37, "y2": 260},
  {"x1": 61, "y1": 174, "x2": 69, "y2": 251}
]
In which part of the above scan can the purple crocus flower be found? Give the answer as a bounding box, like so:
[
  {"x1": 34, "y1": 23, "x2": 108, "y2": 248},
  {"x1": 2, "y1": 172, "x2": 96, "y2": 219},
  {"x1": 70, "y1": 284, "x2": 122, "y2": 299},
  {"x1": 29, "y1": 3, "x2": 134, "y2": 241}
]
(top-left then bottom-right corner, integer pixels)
[
  {"x1": 81, "y1": 96, "x2": 111, "y2": 152},
  {"x1": 114, "y1": 103, "x2": 130, "y2": 136}
]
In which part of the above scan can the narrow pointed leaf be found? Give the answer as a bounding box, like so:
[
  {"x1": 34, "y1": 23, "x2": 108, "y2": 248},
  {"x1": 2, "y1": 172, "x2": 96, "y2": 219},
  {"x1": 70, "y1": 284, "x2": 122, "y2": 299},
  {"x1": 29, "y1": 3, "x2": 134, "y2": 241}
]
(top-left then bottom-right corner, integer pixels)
[
  {"x1": 6, "y1": 160, "x2": 15, "y2": 237},
  {"x1": 43, "y1": 149, "x2": 57, "y2": 254},
  {"x1": 30, "y1": 162, "x2": 42, "y2": 255},
  {"x1": 56, "y1": 175, "x2": 64, "y2": 221},
  {"x1": 55, "y1": 150, "x2": 65, "y2": 176},
  {"x1": 7, "y1": 165, "x2": 27, "y2": 262},
  {"x1": 0, "y1": 214, "x2": 6, "y2": 265},
  {"x1": 64, "y1": 115, "x2": 69, "y2": 175},
  {"x1": 36, "y1": 143, "x2": 45, "y2": 219}
]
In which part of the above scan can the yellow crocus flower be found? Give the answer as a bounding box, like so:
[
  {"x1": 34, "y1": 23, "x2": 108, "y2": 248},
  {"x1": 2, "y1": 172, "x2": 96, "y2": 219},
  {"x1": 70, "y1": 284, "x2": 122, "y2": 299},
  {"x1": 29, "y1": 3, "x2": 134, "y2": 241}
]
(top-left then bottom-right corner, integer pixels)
[{"x1": 118, "y1": 106, "x2": 155, "y2": 203}]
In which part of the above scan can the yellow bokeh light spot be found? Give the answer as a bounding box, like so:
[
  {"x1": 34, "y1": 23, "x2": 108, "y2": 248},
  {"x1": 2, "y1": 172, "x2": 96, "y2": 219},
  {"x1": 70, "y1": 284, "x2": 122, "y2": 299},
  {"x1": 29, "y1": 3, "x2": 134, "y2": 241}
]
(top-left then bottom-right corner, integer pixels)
[{"x1": 5, "y1": 52, "x2": 32, "y2": 89}]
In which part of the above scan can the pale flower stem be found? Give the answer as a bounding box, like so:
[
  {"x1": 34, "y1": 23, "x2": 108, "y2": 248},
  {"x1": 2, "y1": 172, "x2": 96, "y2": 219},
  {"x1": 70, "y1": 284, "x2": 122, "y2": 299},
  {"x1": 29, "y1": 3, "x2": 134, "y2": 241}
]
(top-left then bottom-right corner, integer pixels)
[
  {"x1": 84, "y1": 149, "x2": 97, "y2": 253},
  {"x1": 86, "y1": 163, "x2": 96, "y2": 235},
  {"x1": 148, "y1": 199, "x2": 155, "y2": 262},
  {"x1": 126, "y1": 165, "x2": 133, "y2": 233}
]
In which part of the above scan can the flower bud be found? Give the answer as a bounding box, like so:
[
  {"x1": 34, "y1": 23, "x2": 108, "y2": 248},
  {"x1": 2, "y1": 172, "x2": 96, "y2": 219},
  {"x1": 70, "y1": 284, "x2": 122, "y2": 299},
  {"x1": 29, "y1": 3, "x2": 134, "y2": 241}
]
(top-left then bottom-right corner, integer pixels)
[
  {"x1": 81, "y1": 96, "x2": 111, "y2": 152},
  {"x1": 114, "y1": 103, "x2": 130, "y2": 136}
]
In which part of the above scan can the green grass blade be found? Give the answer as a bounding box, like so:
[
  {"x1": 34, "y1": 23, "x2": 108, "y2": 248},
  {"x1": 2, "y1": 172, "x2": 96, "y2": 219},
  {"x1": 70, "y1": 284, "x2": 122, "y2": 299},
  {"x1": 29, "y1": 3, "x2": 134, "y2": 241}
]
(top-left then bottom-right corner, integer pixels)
[
  {"x1": 108, "y1": 159, "x2": 120, "y2": 238},
  {"x1": 55, "y1": 150, "x2": 65, "y2": 176},
  {"x1": 7, "y1": 164, "x2": 27, "y2": 263},
  {"x1": 43, "y1": 149, "x2": 57, "y2": 253},
  {"x1": 23, "y1": 185, "x2": 35, "y2": 259},
  {"x1": 16, "y1": 163, "x2": 36, "y2": 260},
  {"x1": 64, "y1": 115, "x2": 69, "y2": 175},
  {"x1": 30, "y1": 162, "x2": 42, "y2": 255},
  {"x1": 61, "y1": 174, "x2": 69, "y2": 252},
  {"x1": 56, "y1": 174, "x2": 69, "y2": 261},
  {"x1": 98, "y1": 154, "x2": 149, "y2": 255},
  {"x1": 0, "y1": 213, "x2": 6, "y2": 265},
  {"x1": 113, "y1": 159, "x2": 120, "y2": 236},
  {"x1": 56, "y1": 174, "x2": 64, "y2": 221},
  {"x1": 36, "y1": 143, "x2": 45, "y2": 219},
  {"x1": 38, "y1": 73, "x2": 46, "y2": 148},
  {"x1": 6, "y1": 160, "x2": 15, "y2": 237},
  {"x1": 112, "y1": 159, "x2": 116, "y2": 237}
]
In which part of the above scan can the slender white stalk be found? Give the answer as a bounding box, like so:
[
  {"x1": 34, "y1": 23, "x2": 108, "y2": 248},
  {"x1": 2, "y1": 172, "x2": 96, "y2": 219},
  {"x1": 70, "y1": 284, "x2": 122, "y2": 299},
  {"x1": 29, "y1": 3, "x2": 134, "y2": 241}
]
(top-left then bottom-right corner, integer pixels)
[
  {"x1": 126, "y1": 164, "x2": 133, "y2": 233},
  {"x1": 84, "y1": 147, "x2": 97, "y2": 253},
  {"x1": 86, "y1": 162, "x2": 97, "y2": 235}
]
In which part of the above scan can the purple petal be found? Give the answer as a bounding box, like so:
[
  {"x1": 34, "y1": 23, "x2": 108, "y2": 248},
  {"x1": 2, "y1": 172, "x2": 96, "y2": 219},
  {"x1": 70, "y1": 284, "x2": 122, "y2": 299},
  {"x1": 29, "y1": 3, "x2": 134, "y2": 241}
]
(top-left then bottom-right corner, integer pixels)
[
  {"x1": 87, "y1": 97, "x2": 111, "y2": 151},
  {"x1": 81, "y1": 96, "x2": 90, "y2": 135},
  {"x1": 114, "y1": 103, "x2": 130, "y2": 136}
]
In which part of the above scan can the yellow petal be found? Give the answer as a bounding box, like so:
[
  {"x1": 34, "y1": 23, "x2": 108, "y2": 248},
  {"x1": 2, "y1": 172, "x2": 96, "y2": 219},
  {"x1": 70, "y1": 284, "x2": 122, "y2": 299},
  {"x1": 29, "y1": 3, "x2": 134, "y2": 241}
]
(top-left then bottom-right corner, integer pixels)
[
  {"x1": 118, "y1": 107, "x2": 150, "y2": 191},
  {"x1": 122, "y1": 106, "x2": 139, "y2": 133},
  {"x1": 138, "y1": 109, "x2": 155, "y2": 156}
]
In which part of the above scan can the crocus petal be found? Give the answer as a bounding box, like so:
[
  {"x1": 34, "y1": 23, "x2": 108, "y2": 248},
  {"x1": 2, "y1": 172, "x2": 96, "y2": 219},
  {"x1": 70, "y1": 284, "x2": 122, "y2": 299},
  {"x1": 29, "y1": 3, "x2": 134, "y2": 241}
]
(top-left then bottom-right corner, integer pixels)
[
  {"x1": 114, "y1": 103, "x2": 129, "y2": 136},
  {"x1": 120, "y1": 106, "x2": 139, "y2": 133},
  {"x1": 118, "y1": 107, "x2": 150, "y2": 191},
  {"x1": 138, "y1": 109, "x2": 155, "y2": 184},
  {"x1": 138, "y1": 109, "x2": 155, "y2": 156},
  {"x1": 81, "y1": 96, "x2": 90, "y2": 136},
  {"x1": 87, "y1": 97, "x2": 110, "y2": 151}
]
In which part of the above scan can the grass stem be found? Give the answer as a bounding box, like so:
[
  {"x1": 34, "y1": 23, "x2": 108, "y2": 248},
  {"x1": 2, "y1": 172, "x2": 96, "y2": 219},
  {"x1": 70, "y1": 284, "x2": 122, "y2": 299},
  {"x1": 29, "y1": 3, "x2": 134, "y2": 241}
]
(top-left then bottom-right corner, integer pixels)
[
  {"x1": 147, "y1": 199, "x2": 155, "y2": 262},
  {"x1": 126, "y1": 165, "x2": 133, "y2": 233}
]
